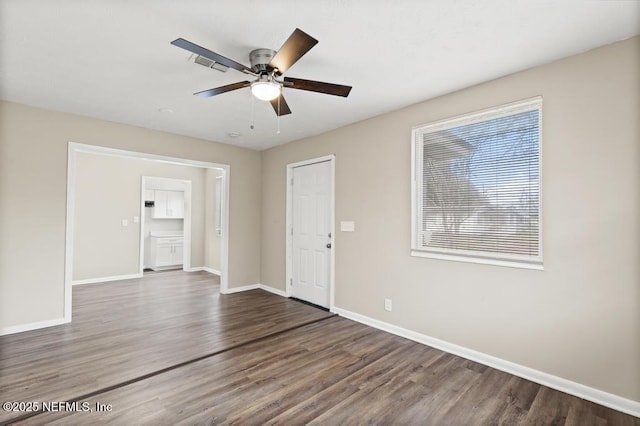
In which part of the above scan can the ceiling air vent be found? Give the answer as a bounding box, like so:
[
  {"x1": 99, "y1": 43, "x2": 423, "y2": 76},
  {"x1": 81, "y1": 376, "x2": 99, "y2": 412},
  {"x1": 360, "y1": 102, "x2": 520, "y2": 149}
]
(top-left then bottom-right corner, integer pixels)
[{"x1": 192, "y1": 54, "x2": 229, "y2": 72}]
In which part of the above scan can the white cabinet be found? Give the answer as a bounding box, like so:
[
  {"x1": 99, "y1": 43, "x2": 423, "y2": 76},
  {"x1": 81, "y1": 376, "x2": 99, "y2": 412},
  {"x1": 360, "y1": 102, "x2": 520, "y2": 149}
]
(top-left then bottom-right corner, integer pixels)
[
  {"x1": 152, "y1": 190, "x2": 184, "y2": 219},
  {"x1": 149, "y1": 236, "x2": 184, "y2": 270}
]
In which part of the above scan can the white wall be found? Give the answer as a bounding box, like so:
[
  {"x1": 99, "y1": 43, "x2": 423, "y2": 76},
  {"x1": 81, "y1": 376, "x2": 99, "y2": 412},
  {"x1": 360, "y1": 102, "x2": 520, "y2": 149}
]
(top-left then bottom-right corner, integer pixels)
[{"x1": 260, "y1": 37, "x2": 640, "y2": 402}]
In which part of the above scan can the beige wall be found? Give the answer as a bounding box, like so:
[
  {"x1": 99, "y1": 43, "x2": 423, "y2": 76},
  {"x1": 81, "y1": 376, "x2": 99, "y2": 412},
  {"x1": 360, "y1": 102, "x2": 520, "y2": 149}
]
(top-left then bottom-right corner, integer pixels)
[
  {"x1": 205, "y1": 168, "x2": 223, "y2": 272},
  {"x1": 74, "y1": 152, "x2": 208, "y2": 280},
  {"x1": 0, "y1": 102, "x2": 261, "y2": 329},
  {"x1": 261, "y1": 37, "x2": 640, "y2": 401}
]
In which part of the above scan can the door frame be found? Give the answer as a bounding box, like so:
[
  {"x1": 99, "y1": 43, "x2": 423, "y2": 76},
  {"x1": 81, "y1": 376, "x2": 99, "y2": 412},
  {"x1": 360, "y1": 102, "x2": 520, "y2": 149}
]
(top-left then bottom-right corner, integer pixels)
[
  {"x1": 285, "y1": 155, "x2": 336, "y2": 312},
  {"x1": 140, "y1": 176, "x2": 193, "y2": 273},
  {"x1": 65, "y1": 142, "x2": 231, "y2": 323}
]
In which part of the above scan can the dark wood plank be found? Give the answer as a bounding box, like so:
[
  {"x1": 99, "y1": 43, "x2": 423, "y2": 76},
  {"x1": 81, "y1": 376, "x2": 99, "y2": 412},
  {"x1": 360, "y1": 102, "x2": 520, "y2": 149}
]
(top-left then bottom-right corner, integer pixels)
[
  {"x1": 0, "y1": 271, "x2": 333, "y2": 424},
  {"x1": 2, "y1": 271, "x2": 638, "y2": 425},
  {"x1": 19, "y1": 317, "x2": 640, "y2": 425}
]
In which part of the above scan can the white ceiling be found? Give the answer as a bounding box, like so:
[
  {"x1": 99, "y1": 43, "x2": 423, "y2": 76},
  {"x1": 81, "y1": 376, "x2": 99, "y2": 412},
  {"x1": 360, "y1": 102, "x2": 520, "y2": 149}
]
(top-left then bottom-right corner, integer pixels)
[{"x1": 1, "y1": 1, "x2": 638, "y2": 150}]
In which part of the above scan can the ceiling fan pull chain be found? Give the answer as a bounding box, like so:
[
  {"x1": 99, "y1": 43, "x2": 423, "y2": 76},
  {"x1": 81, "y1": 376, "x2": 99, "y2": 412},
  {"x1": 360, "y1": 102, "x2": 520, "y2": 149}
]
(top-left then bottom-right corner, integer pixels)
[
  {"x1": 277, "y1": 96, "x2": 281, "y2": 134},
  {"x1": 250, "y1": 90, "x2": 255, "y2": 130}
]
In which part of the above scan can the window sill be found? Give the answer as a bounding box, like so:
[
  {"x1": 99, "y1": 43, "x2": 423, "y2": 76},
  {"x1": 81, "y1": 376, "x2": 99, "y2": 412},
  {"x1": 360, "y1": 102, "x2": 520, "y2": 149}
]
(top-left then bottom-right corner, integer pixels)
[{"x1": 410, "y1": 250, "x2": 544, "y2": 271}]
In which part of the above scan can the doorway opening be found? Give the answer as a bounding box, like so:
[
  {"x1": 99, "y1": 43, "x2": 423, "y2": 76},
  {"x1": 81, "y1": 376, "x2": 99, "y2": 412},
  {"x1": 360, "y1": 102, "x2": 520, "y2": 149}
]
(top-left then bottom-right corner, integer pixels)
[
  {"x1": 140, "y1": 177, "x2": 192, "y2": 274},
  {"x1": 64, "y1": 142, "x2": 230, "y2": 323}
]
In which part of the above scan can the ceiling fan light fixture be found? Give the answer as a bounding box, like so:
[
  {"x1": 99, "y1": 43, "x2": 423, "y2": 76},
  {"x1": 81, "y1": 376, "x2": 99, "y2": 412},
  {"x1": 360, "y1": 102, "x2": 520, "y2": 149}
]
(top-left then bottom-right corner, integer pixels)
[{"x1": 251, "y1": 80, "x2": 281, "y2": 101}]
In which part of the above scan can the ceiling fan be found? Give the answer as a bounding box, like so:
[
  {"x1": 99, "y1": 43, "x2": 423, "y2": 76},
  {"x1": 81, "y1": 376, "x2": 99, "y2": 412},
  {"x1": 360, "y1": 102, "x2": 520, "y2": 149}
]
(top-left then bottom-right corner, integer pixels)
[{"x1": 171, "y1": 28, "x2": 352, "y2": 116}]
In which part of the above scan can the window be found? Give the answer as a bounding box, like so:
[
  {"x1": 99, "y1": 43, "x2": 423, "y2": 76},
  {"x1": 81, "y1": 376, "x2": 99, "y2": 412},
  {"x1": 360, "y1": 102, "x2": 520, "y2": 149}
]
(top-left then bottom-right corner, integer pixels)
[{"x1": 411, "y1": 98, "x2": 542, "y2": 269}]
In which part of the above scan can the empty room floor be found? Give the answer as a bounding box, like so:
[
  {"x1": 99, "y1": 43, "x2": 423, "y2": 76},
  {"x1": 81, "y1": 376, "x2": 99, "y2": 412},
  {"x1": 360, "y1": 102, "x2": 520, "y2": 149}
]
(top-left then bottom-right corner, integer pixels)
[{"x1": 0, "y1": 271, "x2": 637, "y2": 425}]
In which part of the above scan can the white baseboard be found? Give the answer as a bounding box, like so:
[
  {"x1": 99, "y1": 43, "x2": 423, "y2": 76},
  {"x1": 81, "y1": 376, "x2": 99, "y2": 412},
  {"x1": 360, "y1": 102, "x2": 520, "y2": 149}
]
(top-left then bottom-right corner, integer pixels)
[
  {"x1": 1, "y1": 317, "x2": 67, "y2": 336},
  {"x1": 221, "y1": 283, "x2": 260, "y2": 294},
  {"x1": 257, "y1": 283, "x2": 287, "y2": 297},
  {"x1": 185, "y1": 266, "x2": 221, "y2": 275},
  {"x1": 72, "y1": 273, "x2": 142, "y2": 286},
  {"x1": 220, "y1": 283, "x2": 287, "y2": 297},
  {"x1": 333, "y1": 307, "x2": 640, "y2": 418},
  {"x1": 202, "y1": 267, "x2": 221, "y2": 275}
]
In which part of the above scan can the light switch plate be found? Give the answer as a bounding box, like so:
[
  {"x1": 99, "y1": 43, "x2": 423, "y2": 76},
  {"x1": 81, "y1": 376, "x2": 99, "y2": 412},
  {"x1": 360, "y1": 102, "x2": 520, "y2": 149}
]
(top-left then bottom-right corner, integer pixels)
[
  {"x1": 340, "y1": 221, "x2": 355, "y2": 232},
  {"x1": 121, "y1": 219, "x2": 128, "y2": 227}
]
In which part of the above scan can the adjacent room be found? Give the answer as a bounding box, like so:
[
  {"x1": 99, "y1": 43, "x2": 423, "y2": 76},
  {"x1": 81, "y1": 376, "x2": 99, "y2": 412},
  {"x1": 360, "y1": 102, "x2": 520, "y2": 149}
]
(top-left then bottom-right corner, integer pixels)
[{"x1": 0, "y1": 1, "x2": 638, "y2": 424}]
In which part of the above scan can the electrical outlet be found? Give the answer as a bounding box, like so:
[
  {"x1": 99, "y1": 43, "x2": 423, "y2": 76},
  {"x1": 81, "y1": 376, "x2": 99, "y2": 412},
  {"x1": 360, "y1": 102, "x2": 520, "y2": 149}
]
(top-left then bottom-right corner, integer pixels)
[{"x1": 384, "y1": 298, "x2": 392, "y2": 312}]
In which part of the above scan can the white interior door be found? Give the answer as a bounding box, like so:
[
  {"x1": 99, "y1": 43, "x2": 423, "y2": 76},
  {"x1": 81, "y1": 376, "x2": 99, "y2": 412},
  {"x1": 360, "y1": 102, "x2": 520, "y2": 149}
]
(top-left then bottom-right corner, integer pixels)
[{"x1": 291, "y1": 160, "x2": 332, "y2": 307}]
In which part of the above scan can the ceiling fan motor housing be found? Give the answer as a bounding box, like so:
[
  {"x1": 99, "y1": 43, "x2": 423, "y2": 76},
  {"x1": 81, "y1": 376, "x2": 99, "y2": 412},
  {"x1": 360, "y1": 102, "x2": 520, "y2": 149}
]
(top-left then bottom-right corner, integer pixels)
[{"x1": 250, "y1": 49, "x2": 277, "y2": 74}]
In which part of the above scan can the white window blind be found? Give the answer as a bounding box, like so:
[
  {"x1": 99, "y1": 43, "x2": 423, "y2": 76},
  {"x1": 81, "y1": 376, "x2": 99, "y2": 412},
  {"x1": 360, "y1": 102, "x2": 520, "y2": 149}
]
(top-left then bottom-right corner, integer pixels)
[{"x1": 412, "y1": 98, "x2": 542, "y2": 269}]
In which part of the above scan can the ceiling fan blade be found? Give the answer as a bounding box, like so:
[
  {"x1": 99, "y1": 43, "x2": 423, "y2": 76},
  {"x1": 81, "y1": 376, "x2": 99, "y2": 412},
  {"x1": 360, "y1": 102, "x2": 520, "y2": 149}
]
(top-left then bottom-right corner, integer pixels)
[
  {"x1": 269, "y1": 29, "x2": 318, "y2": 75},
  {"x1": 194, "y1": 81, "x2": 250, "y2": 98},
  {"x1": 171, "y1": 38, "x2": 255, "y2": 75},
  {"x1": 284, "y1": 77, "x2": 352, "y2": 97},
  {"x1": 270, "y1": 94, "x2": 292, "y2": 116}
]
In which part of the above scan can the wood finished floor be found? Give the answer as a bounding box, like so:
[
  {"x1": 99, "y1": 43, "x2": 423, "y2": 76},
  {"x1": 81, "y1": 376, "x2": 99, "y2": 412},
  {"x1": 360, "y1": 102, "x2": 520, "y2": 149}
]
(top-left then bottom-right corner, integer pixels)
[
  {"x1": 1, "y1": 271, "x2": 637, "y2": 425},
  {"x1": 0, "y1": 271, "x2": 332, "y2": 424}
]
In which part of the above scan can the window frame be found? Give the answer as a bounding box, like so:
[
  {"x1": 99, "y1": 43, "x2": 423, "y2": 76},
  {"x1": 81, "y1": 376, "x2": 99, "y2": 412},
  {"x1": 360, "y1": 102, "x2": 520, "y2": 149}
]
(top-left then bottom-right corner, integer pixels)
[{"x1": 411, "y1": 97, "x2": 543, "y2": 270}]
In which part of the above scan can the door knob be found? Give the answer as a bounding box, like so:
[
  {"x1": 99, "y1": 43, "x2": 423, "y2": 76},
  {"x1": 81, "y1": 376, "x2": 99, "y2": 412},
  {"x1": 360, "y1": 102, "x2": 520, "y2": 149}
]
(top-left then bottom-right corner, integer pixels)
[{"x1": 326, "y1": 243, "x2": 332, "y2": 249}]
